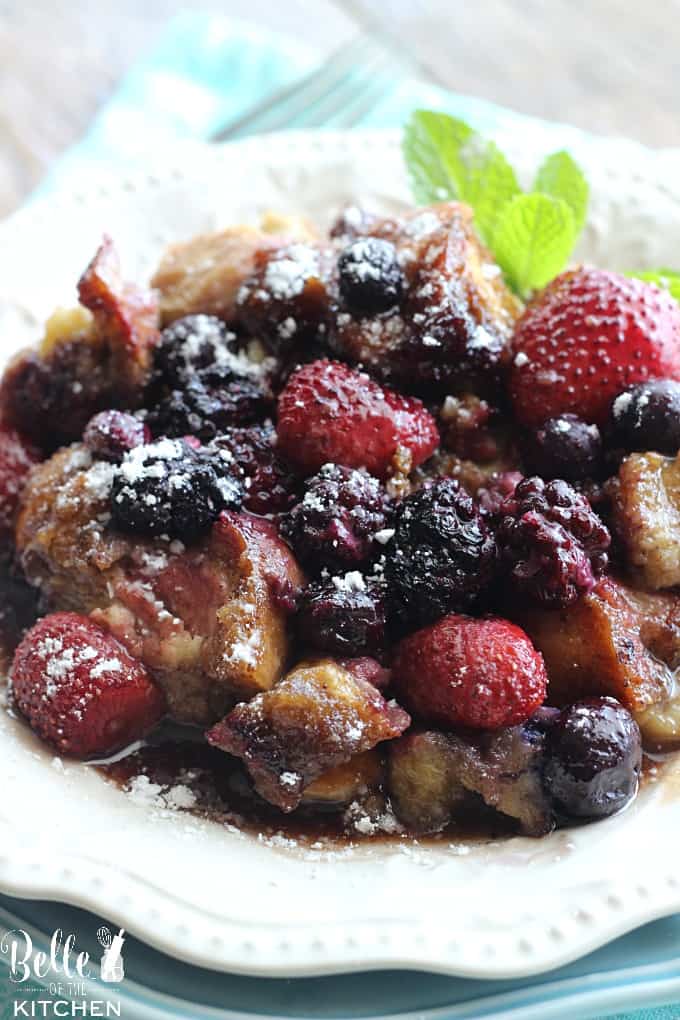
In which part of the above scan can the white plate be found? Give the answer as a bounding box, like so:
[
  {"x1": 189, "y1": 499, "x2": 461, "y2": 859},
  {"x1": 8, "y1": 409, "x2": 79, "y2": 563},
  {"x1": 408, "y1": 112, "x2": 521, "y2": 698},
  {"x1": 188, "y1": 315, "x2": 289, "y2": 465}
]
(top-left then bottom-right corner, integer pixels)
[{"x1": 2, "y1": 130, "x2": 680, "y2": 981}]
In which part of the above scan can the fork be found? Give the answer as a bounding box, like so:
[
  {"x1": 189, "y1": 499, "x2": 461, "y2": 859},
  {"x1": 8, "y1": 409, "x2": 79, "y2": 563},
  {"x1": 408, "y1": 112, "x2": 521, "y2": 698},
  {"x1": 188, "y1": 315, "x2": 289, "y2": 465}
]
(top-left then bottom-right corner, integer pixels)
[{"x1": 211, "y1": 34, "x2": 397, "y2": 141}]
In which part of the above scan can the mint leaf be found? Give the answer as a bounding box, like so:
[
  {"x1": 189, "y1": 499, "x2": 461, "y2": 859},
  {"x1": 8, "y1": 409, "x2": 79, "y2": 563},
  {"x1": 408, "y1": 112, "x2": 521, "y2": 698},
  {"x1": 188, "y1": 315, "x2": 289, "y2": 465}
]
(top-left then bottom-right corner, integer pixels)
[
  {"x1": 459, "y1": 136, "x2": 521, "y2": 244},
  {"x1": 533, "y1": 150, "x2": 589, "y2": 233},
  {"x1": 403, "y1": 111, "x2": 520, "y2": 243},
  {"x1": 630, "y1": 269, "x2": 680, "y2": 302},
  {"x1": 493, "y1": 194, "x2": 576, "y2": 298},
  {"x1": 402, "y1": 110, "x2": 474, "y2": 204},
  {"x1": 402, "y1": 110, "x2": 586, "y2": 296}
]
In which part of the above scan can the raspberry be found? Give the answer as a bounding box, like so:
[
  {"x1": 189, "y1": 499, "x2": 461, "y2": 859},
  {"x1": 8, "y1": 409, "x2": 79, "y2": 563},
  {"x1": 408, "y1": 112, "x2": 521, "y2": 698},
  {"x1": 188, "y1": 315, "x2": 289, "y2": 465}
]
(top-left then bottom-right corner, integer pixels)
[
  {"x1": 147, "y1": 378, "x2": 270, "y2": 441},
  {"x1": 279, "y1": 463, "x2": 393, "y2": 572},
  {"x1": 338, "y1": 237, "x2": 404, "y2": 315},
  {"x1": 277, "y1": 359, "x2": 439, "y2": 479},
  {"x1": 394, "y1": 613, "x2": 547, "y2": 730},
  {"x1": 497, "y1": 477, "x2": 611, "y2": 608},
  {"x1": 0, "y1": 426, "x2": 40, "y2": 546},
  {"x1": 510, "y1": 268, "x2": 680, "y2": 427},
  {"x1": 296, "y1": 573, "x2": 387, "y2": 657},
  {"x1": 209, "y1": 424, "x2": 298, "y2": 515},
  {"x1": 11, "y1": 612, "x2": 165, "y2": 757},
  {"x1": 385, "y1": 478, "x2": 497, "y2": 626},
  {"x1": 83, "y1": 410, "x2": 150, "y2": 462},
  {"x1": 522, "y1": 415, "x2": 603, "y2": 482},
  {"x1": 110, "y1": 438, "x2": 242, "y2": 541}
]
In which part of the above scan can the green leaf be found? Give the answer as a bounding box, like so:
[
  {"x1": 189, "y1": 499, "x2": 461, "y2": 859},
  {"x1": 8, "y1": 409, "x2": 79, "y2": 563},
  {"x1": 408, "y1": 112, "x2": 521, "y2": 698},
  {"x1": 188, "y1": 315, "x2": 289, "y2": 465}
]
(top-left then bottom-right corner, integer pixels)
[
  {"x1": 629, "y1": 269, "x2": 680, "y2": 303},
  {"x1": 402, "y1": 110, "x2": 474, "y2": 204},
  {"x1": 493, "y1": 194, "x2": 576, "y2": 298},
  {"x1": 458, "y1": 135, "x2": 521, "y2": 244},
  {"x1": 402, "y1": 111, "x2": 520, "y2": 243},
  {"x1": 533, "y1": 150, "x2": 589, "y2": 233}
]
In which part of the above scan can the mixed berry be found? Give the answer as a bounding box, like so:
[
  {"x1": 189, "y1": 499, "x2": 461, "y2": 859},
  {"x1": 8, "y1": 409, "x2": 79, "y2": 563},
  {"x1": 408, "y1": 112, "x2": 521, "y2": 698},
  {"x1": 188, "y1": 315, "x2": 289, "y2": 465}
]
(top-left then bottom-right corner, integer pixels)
[{"x1": 3, "y1": 197, "x2": 680, "y2": 842}]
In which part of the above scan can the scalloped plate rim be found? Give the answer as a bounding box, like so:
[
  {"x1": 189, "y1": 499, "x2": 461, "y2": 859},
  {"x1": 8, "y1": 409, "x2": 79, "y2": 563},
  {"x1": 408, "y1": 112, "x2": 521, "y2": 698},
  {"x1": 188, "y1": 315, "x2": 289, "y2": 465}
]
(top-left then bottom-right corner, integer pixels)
[{"x1": 2, "y1": 129, "x2": 680, "y2": 981}]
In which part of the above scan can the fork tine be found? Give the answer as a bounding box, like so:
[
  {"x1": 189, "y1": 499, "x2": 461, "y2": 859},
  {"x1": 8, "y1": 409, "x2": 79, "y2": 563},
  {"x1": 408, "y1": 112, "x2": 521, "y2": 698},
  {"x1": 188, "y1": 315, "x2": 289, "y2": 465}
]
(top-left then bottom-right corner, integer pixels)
[
  {"x1": 284, "y1": 48, "x2": 390, "y2": 131},
  {"x1": 319, "y1": 60, "x2": 395, "y2": 130},
  {"x1": 212, "y1": 35, "x2": 379, "y2": 141}
]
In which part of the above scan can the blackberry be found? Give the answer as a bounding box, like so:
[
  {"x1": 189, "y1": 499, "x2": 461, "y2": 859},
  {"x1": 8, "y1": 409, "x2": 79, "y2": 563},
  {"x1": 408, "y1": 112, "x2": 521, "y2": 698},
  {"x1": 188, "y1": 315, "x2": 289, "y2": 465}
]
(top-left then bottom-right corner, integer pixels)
[
  {"x1": 147, "y1": 378, "x2": 270, "y2": 441},
  {"x1": 609, "y1": 380, "x2": 680, "y2": 456},
  {"x1": 83, "y1": 410, "x2": 150, "y2": 462},
  {"x1": 296, "y1": 574, "x2": 387, "y2": 657},
  {"x1": 385, "y1": 478, "x2": 497, "y2": 626},
  {"x1": 545, "y1": 697, "x2": 642, "y2": 819},
  {"x1": 522, "y1": 415, "x2": 603, "y2": 482},
  {"x1": 279, "y1": 463, "x2": 393, "y2": 572},
  {"x1": 209, "y1": 424, "x2": 299, "y2": 515},
  {"x1": 154, "y1": 315, "x2": 242, "y2": 388},
  {"x1": 110, "y1": 438, "x2": 242, "y2": 541},
  {"x1": 497, "y1": 477, "x2": 610, "y2": 608},
  {"x1": 338, "y1": 238, "x2": 404, "y2": 315}
]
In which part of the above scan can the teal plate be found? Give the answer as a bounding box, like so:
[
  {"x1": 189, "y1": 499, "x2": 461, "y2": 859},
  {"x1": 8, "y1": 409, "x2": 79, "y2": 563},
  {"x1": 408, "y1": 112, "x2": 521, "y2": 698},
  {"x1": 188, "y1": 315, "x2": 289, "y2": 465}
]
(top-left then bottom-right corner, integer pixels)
[{"x1": 0, "y1": 895, "x2": 678, "y2": 1019}]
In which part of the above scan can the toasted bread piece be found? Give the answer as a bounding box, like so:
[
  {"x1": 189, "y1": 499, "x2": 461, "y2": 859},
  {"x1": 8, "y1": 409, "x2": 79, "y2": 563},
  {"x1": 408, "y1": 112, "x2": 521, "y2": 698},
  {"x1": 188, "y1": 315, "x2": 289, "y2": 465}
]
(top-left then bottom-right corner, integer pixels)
[
  {"x1": 516, "y1": 577, "x2": 678, "y2": 712},
  {"x1": 614, "y1": 451, "x2": 680, "y2": 589},
  {"x1": 387, "y1": 731, "x2": 465, "y2": 832},
  {"x1": 17, "y1": 449, "x2": 304, "y2": 723},
  {"x1": 387, "y1": 724, "x2": 553, "y2": 836},
  {"x1": 1, "y1": 240, "x2": 159, "y2": 451},
  {"x1": 329, "y1": 203, "x2": 523, "y2": 395},
  {"x1": 207, "y1": 658, "x2": 410, "y2": 811},
  {"x1": 302, "y1": 750, "x2": 383, "y2": 806},
  {"x1": 152, "y1": 215, "x2": 318, "y2": 326}
]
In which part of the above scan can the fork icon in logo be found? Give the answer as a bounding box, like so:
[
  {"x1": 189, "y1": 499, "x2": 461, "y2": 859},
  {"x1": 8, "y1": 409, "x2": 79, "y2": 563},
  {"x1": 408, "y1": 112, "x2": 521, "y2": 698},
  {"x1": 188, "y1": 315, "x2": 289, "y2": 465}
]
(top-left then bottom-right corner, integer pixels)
[{"x1": 97, "y1": 925, "x2": 126, "y2": 983}]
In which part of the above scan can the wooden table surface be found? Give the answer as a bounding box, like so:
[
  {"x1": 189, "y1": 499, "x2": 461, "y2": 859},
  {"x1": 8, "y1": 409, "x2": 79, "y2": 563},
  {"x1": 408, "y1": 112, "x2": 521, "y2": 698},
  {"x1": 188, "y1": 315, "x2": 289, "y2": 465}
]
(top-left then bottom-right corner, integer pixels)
[{"x1": 1, "y1": 0, "x2": 678, "y2": 218}]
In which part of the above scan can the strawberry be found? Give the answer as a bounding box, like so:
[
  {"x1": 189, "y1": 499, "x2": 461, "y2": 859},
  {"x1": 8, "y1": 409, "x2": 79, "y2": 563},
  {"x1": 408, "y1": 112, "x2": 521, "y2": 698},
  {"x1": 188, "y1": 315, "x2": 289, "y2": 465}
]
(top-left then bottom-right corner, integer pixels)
[
  {"x1": 0, "y1": 425, "x2": 39, "y2": 547},
  {"x1": 394, "y1": 613, "x2": 547, "y2": 730},
  {"x1": 510, "y1": 267, "x2": 680, "y2": 426},
  {"x1": 276, "y1": 359, "x2": 439, "y2": 478},
  {"x1": 11, "y1": 612, "x2": 165, "y2": 758}
]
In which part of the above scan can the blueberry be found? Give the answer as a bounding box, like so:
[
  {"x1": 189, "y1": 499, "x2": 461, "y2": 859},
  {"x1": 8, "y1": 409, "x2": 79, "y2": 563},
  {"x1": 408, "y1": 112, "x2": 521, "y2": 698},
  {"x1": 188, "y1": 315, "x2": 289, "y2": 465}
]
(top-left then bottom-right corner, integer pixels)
[
  {"x1": 110, "y1": 438, "x2": 242, "y2": 541},
  {"x1": 544, "y1": 697, "x2": 642, "y2": 819},
  {"x1": 338, "y1": 238, "x2": 404, "y2": 315},
  {"x1": 522, "y1": 415, "x2": 603, "y2": 481},
  {"x1": 609, "y1": 380, "x2": 680, "y2": 456},
  {"x1": 296, "y1": 575, "x2": 387, "y2": 657}
]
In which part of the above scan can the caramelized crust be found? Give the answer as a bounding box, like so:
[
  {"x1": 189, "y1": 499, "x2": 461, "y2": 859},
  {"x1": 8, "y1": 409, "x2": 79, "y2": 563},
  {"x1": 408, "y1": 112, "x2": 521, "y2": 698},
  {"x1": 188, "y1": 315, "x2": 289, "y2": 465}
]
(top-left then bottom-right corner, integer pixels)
[
  {"x1": 516, "y1": 577, "x2": 678, "y2": 712},
  {"x1": 207, "y1": 658, "x2": 410, "y2": 811},
  {"x1": 1, "y1": 240, "x2": 159, "y2": 450},
  {"x1": 78, "y1": 235, "x2": 159, "y2": 393},
  {"x1": 329, "y1": 203, "x2": 523, "y2": 395},
  {"x1": 614, "y1": 451, "x2": 680, "y2": 589}
]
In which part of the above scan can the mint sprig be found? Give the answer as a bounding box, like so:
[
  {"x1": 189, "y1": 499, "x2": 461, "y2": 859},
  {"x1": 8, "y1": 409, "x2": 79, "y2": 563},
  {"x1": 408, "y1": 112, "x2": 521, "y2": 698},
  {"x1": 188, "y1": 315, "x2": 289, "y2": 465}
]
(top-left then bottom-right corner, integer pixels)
[
  {"x1": 403, "y1": 110, "x2": 588, "y2": 299},
  {"x1": 629, "y1": 269, "x2": 680, "y2": 302}
]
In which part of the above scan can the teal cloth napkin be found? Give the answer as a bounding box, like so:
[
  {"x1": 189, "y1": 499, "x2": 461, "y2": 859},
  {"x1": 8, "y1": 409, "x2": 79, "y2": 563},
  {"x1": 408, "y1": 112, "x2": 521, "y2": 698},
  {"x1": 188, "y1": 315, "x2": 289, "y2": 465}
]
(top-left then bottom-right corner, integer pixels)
[{"x1": 23, "y1": 11, "x2": 680, "y2": 1020}]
